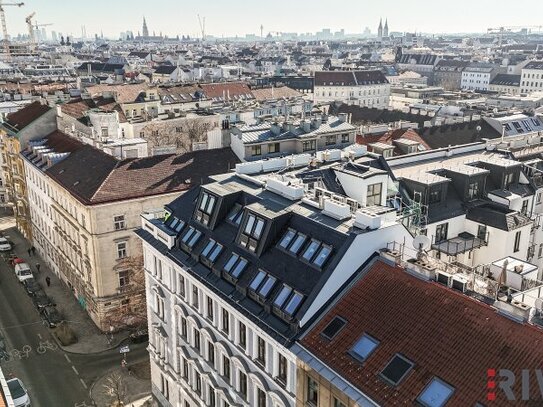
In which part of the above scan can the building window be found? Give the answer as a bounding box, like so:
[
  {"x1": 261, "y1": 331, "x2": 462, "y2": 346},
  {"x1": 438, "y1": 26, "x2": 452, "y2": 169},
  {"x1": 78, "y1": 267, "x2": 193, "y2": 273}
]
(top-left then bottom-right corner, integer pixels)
[
  {"x1": 537, "y1": 192, "x2": 542, "y2": 204},
  {"x1": 239, "y1": 321, "x2": 246, "y2": 350},
  {"x1": 201, "y1": 239, "x2": 223, "y2": 264},
  {"x1": 222, "y1": 309, "x2": 230, "y2": 335},
  {"x1": 251, "y1": 145, "x2": 262, "y2": 156},
  {"x1": 208, "y1": 387, "x2": 216, "y2": 407},
  {"x1": 256, "y1": 336, "x2": 266, "y2": 366},
  {"x1": 435, "y1": 223, "x2": 448, "y2": 243},
  {"x1": 114, "y1": 215, "x2": 125, "y2": 230},
  {"x1": 195, "y1": 191, "x2": 217, "y2": 226},
  {"x1": 118, "y1": 270, "x2": 129, "y2": 288},
  {"x1": 278, "y1": 354, "x2": 287, "y2": 384},
  {"x1": 521, "y1": 199, "x2": 529, "y2": 216},
  {"x1": 239, "y1": 213, "x2": 266, "y2": 252},
  {"x1": 302, "y1": 140, "x2": 316, "y2": 152},
  {"x1": 208, "y1": 341, "x2": 215, "y2": 366},
  {"x1": 428, "y1": 189, "x2": 441, "y2": 204},
  {"x1": 325, "y1": 135, "x2": 336, "y2": 145},
  {"x1": 341, "y1": 133, "x2": 350, "y2": 143},
  {"x1": 307, "y1": 376, "x2": 319, "y2": 406},
  {"x1": 116, "y1": 241, "x2": 127, "y2": 259},
  {"x1": 194, "y1": 329, "x2": 201, "y2": 352},
  {"x1": 257, "y1": 388, "x2": 266, "y2": 407},
  {"x1": 178, "y1": 274, "x2": 185, "y2": 298},
  {"x1": 182, "y1": 356, "x2": 188, "y2": 379},
  {"x1": 417, "y1": 377, "x2": 455, "y2": 407},
  {"x1": 239, "y1": 371, "x2": 248, "y2": 400},
  {"x1": 160, "y1": 374, "x2": 169, "y2": 400},
  {"x1": 467, "y1": 182, "x2": 479, "y2": 200},
  {"x1": 514, "y1": 231, "x2": 521, "y2": 253},
  {"x1": 207, "y1": 296, "x2": 214, "y2": 322},
  {"x1": 268, "y1": 143, "x2": 280, "y2": 153},
  {"x1": 222, "y1": 355, "x2": 231, "y2": 381},
  {"x1": 333, "y1": 397, "x2": 346, "y2": 407},
  {"x1": 180, "y1": 316, "x2": 187, "y2": 339},
  {"x1": 366, "y1": 183, "x2": 382, "y2": 206},
  {"x1": 477, "y1": 225, "x2": 487, "y2": 242},
  {"x1": 249, "y1": 270, "x2": 277, "y2": 300},
  {"x1": 192, "y1": 285, "x2": 199, "y2": 309},
  {"x1": 195, "y1": 372, "x2": 202, "y2": 395}
]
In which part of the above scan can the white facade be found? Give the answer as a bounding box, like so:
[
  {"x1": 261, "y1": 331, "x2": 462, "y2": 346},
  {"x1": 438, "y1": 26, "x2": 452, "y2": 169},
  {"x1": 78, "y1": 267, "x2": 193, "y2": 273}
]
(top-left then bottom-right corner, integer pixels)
[
  {"x1": 143, "y1": 240, "x2": 295, "y2": 407},
  {"x1": 521, "y1": 66, "x2": 543, "y2": 95},
  {"x1": 314, "y1": 82, "x2": 390, "y2": 108},
  {"x1": 461, "y1": 69, "x2": 494, "y2": 91}
]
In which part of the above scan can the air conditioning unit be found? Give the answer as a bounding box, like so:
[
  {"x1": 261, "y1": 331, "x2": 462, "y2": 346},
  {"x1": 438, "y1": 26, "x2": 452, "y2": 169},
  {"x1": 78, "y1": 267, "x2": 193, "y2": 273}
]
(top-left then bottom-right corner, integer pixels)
[
  {"x1": 451, "y1": 275, "x2": 468, "y2": 292},
  {"x1": 435, "y1": 271, "x2": 453, "y2": 287}
]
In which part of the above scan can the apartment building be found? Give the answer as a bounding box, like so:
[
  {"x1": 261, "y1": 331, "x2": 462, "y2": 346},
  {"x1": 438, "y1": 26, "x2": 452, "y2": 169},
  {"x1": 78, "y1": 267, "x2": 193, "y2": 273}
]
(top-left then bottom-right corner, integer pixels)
[
  {"x1": 294, "y1": 255, "x2": 543, "y2": 406},
  {"x1": 313, "y1": 71, "x2": 390, "y2": 108},
  {"x1": 137, "y1": 154, "x2": 414, "y2": 406},
  {"x1": 0, "y1": 101, "x2": 57, "y2": 238},
  {"x1": 460, "y1": 63, "x2": 499, "y2": 91},
  {"x1": 230, "y1": 114, "x2": 357, "y2": 161},
  {"x1": 432, "y1": 60, "x2": 469, "y2": 91},
  {"x1": 21, "y1": 130, "x2": 239, "y2": 330},
  {"x1": 489, "y1": 73, "x2": 521, "y2": 95},
  {"x1": 520, "y1": 61, "x2": 543, "y2": 94}
]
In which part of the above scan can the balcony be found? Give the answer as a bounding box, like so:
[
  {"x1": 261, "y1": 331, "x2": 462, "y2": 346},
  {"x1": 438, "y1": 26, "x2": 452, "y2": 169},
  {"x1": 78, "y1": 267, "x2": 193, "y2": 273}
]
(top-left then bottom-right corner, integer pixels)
[
  {"x1": 141, "y1": 213, "x2": 176, "y2": 249},
  {"x1": 432, "y1": 231, "x2": 488, "y2": 256}
]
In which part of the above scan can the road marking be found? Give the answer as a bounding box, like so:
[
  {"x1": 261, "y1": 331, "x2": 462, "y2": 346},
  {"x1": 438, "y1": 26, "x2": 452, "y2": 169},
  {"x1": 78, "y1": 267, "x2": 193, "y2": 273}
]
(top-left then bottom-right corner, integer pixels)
[
  {"x1": 71, "y1": 365, "x2": 79, "y2": 375},
  {"x1": 37, "y1": 333, "x2": 42, "y2": 340},
  {"x1": 64, "y1": 354, "x2": 71, "y2": 363},
  {"x1": 79, "y1": 378, "x2": 88, "y2": 389}
]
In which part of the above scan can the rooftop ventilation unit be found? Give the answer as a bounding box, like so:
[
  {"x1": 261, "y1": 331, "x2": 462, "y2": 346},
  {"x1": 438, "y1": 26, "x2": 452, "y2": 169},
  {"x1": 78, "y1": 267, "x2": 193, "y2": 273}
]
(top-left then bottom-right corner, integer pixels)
[
  {"x1": 322, "y1": 199, "x2": 351, "y2": 220},
  {"x1": 265, "y1": 176, "x2": 304, "y2": 201}
]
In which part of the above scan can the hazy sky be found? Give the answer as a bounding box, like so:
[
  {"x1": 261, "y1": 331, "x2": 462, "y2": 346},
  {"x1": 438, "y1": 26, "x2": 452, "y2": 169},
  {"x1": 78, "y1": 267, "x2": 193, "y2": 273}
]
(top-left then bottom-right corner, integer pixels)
[{"x1": 5, "y1": 0, "x2": 543, "y2": 39}]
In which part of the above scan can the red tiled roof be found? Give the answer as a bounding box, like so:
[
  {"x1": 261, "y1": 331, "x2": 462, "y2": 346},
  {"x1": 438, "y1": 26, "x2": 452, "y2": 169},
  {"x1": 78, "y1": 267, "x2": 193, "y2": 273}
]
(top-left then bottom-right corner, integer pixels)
[
  {"x1": 301, "y1": 259, "x2": 543, "y2": 406},
  {"x1": 356, "y1": 128, "x2": 430, "y2": 155},
  {"x1": 251, "y1": 86, "x2": 301, "y2": 101},
  {"x1": 3, "y1": 101, "x2": 51, "y2": 132},
  {"x1": 200, "y1": 82, "x2": 253, "y2": 99}
]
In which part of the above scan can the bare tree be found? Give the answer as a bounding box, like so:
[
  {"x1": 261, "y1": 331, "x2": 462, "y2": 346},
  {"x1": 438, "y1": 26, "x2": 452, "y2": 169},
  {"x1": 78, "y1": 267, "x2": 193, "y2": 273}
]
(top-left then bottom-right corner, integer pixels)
[
  {"x1": 103, "y1": 372, "x2": 127, "y2": 407},
  {"x1": 108, "y1": 255, "x2": 148, "y2": 331}
]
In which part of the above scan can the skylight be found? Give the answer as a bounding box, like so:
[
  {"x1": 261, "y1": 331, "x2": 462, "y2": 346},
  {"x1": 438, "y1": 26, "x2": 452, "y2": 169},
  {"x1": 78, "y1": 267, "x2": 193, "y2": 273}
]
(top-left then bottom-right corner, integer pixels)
[
  {"x1": 313, "y1": 245, "x2": 332, "y2": 267},
  {"x1": 272, "y1": 284, "x2": 304, "y2": 318},
  {"x1": 223, "y1": 253, "x2": 248, "y2": 279},
  {"x1": 380, "y1": 354, "x2": 414, "y2": 386},
  {"x1": 279, "y1": 229, "x2": 296, "y2": 249},
  {"x1": 201, "y1": 239, "x2": 223, "y2": 263},
  {"x1": 227, "y1": 204, "x2": 243, "y2": 225},
  {"x1": 417, "y1": 377, "x2": 455, "y2": 407},
  {"x1": 249, "y1": 270, "x2": 277, "y2": 299},
  {"x1": 278, "y1": 229, "x2": 333, "y2": 267},
  {"x1": 321, "y1": 316, "x2": 347, "y2": 340},
  {"x1": 302, "y1": 240, "x2": 320, "y2": 261},
  {"x1": 181, "y1": 226, "x2": 202, "y2": 249},
  {"x1": 350, "y1": 334, "x2": 379, "y2": 361},
  {"x1": 289, "y1": 233, "x2": 306, "y2": 254},
  {"x1": 166, "y1": 216, "x2": 185, "y2": 234}
]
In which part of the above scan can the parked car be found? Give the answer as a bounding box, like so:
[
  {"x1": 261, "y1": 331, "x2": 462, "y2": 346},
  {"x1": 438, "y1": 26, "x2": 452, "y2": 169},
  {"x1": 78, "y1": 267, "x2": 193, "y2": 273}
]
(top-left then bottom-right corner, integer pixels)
[
  {"x1": 14, "y1": 263, "x2": 33, "y2": 283},
  {"x1": 6, "y1": 378, "x2": 30, "y2": 407},
  {"x1": 129, "y1": 328, "x2": 149, "y2": 343},
  {"x1": 32, "y1": 289, "x2": 52, "y2": 309},
  {"x1": 22, "y1": 278, "x2": 41, "y2": 296},
  {"x1": 0, "y1": 237, "x2": 12, "y2": 252},
  {"x1": 41, "y1": 305, "x2": 63, "y2": 328}
]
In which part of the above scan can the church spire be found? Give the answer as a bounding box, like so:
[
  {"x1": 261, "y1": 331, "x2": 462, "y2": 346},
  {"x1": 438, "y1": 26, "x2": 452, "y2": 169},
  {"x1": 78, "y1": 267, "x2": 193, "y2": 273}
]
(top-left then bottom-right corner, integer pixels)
[
  {"x1": 378, "y1": 18, "x2": 383, "y2": 40},
  {"x1": 142, "y1": 16, "x2": 149, "y2": 38},
  {"x1": 384, "y1": 18, "x2": 389, "y2": 37}
]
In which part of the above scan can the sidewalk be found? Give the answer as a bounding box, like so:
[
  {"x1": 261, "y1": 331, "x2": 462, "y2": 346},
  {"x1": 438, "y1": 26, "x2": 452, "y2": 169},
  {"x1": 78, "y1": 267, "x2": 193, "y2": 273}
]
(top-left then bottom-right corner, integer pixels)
[
  {"x1": 0, "y1": 217, "x2": 129, "y2": 354},
  {"x1": 90, "y1": 360, "x2": 152, "y2": 407}
]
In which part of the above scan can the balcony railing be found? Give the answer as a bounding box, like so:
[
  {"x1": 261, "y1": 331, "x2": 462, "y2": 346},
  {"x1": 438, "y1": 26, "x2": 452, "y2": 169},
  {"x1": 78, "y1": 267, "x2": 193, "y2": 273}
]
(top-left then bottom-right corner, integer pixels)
[{"x1": 431, "y1": 231, "x2": 489, "y2": 256}]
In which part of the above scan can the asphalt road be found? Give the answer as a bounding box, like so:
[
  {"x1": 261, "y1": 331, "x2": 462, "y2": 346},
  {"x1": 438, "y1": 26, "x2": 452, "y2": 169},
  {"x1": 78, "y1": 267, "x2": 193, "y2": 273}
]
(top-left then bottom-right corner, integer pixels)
[{"x1": 0, "y1": 254, "x2": 148, "y2": 407}]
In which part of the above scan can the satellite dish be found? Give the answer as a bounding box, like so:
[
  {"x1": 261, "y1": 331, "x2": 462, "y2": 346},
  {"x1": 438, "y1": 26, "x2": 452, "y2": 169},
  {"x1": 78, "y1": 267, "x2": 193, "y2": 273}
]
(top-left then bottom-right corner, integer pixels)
[{"x1": 413, "y1": 235, "x2": 431, "y2": 251}]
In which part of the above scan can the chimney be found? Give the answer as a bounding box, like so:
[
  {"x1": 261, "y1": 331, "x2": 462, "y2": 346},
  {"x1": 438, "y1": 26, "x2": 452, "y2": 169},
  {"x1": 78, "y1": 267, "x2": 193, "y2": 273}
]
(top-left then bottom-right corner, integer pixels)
[
  {"x1": 271, "y1": 122, "x2": 281, "y2": 135},
  {"x1": 301, "y1": 119, "x2": 311, "y2": 133},
  {"x1": 311, "y1": 116, "x2": 322, "y2": 129}
]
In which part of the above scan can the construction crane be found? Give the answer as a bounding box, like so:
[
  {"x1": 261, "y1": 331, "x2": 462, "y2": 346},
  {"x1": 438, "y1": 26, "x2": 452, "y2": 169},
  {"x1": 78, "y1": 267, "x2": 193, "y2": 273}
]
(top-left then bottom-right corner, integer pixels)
[
  {"x1": 197, "y1": 14, "x2": 205, "y2": 41},
  {"x1": 0, "y1": 1, "x2": 24, "y2": 61},
  {"x1": 487, "y1": 25, "x2": 543, "y2": 47},
  {"x1": 25, "y1": 12, "x2": 35, "y2": 45}
]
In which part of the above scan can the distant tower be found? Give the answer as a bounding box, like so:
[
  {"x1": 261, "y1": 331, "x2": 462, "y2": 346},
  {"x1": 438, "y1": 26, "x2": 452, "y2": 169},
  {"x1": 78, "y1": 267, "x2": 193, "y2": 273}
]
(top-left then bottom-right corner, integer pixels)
[
  {"x1": 377, "y1": 18, "x2": 383, "y2": 41},
  {"x1": 260, "y1": 24, "x2": 264, "y2": 38},
  {"x1": 142, "y1": 17, "x2": 149, "y2": 38},
  {"x1": 384, "y1": 19, "x2": 389, "y2": 37}
]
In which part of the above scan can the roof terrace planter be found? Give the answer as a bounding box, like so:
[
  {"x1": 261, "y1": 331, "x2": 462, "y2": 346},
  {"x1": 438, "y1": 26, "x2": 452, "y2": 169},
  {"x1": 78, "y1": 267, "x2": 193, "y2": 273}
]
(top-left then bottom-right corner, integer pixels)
[{"x1": 431, "y1": 231, "x2": 488, "y2": 256}]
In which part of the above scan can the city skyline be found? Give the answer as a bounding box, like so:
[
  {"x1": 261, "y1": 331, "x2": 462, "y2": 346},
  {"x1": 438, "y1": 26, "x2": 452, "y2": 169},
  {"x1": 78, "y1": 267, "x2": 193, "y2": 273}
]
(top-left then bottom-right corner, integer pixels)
[{"x1": 4, "y1": 0, "x2": 543, "y2": 40}]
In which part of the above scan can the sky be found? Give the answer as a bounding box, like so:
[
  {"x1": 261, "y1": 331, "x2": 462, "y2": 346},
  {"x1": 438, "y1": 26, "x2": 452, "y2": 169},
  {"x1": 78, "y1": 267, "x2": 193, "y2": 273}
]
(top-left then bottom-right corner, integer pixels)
[{"x1": 4, "y1": 0, "x2": 543, "y2": 39}]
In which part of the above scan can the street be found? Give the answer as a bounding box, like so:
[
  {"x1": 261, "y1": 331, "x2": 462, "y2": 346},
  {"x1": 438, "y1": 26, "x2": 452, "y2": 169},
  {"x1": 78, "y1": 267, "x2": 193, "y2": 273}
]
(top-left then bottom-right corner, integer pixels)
[{"x1": 0, "y1": 248, "x2": 148, "y2": 407}]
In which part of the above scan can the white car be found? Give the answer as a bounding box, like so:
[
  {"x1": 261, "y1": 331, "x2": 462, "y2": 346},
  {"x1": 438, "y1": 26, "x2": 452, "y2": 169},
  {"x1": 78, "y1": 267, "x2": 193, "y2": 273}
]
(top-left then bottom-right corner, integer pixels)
[
  {"x1": 0, "y1": 237, "x2": 11, "y2": 252},
  {"x1": 7, "y1": 378, "x2": 31, "y2": 407},
  {"x1": 14, "y1": 263, "x2": 33, "y2": 283}
]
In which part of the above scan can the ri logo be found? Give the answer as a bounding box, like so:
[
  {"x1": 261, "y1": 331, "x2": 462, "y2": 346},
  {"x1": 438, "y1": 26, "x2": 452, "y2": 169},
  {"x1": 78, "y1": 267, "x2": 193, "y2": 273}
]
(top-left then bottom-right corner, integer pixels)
[{"x1": 487, "y1": 369, "x2": 543, "y2": 401}]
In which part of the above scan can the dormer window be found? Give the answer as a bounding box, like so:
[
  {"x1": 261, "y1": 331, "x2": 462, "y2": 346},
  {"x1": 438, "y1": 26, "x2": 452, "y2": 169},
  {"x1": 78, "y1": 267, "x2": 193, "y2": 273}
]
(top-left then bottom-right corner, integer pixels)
[
  {"x1": 201, "y1": 239, "x2": 223, "y2": 264},
  {"x1": 249, "y1": 270, "x2": 276, "y2": 300},
  {"x1": 467, "y1": 181, "x2": 480, "y2": 200},
  {"x1": 180, "y1": 226, "x2": 202, "y2": 250},
  {"x1": 223, "y1": 252, "x2": 248, "y2": 281},
  {"x1": 273, "y1": 284, "x2": 304, "y2": 319},
  {"x1": 239, "y1": 213, "x2": 266, "y2": 252},
  {"x1": 428, "y1": 189, "x2": 441, "y2": 204},
  {"x1": 165, "y1": 216, "x2": 185, "y2": 234},
  {"x1": 195, "y1": 191, "x2": 217, "y2": 226}
]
